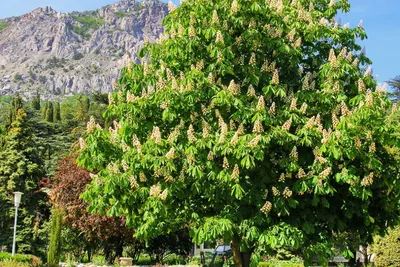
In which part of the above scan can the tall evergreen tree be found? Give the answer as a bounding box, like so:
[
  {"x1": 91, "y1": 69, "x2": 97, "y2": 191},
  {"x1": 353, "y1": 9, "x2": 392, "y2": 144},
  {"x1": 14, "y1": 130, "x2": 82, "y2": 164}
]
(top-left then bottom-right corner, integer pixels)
[
  {"x1": 47, "y1": 208, "x2": 62, "y2": 265},
  {"x1": 32, "y1": 93, "x2": 41, "y2": 111},
  {"x1": 0, "y1": 105, "x2": 45, "y2": 254},
  {"x1": 42, "y1": 101, "x2": 48, "y2": 118},
  {"x1": 54, "y1": 102, "x2": 61, "y2": 122},
  {"x1": 7, "y1": 94, "x2": 23, "y2": 127},
  {"x1": 76, "y1": 96, "x2": 91, "y2": 122},
  {"x1": 45, "y1": 102, "x2": 54, "y2": 123}
]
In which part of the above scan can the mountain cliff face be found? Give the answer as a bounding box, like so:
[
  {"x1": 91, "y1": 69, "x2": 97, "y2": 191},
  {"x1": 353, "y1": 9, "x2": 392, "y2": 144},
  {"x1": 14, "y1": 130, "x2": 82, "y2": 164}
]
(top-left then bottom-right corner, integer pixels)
[{"x1": 0, "y1": 0, "x2": 167, "y2": 99}]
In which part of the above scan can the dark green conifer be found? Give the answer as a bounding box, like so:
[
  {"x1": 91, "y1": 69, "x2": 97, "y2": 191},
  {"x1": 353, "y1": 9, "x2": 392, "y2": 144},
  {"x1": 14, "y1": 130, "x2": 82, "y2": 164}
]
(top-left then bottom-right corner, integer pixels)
[
  {"x1": 0, "y1": 104, "x2": 44, "y2": 254},
  {"x1": 45, "y1": 102, "x2": 54, "y2": 122},
  {"x1": 54, "y1": 102, "x2": 61, "y2": 121},
  {"x1": 47, "y1": 208, "x2": 62, "y2": 265},
  {"x1": 32, "y1": 93, "x2": 41, "y2": 110}
]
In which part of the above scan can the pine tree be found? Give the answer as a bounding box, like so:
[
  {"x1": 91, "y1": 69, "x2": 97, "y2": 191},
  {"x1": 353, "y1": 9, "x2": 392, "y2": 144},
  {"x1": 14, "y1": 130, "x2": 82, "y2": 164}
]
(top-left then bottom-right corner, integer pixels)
[{"x1": 45, "y1": 102, "x2": 54, "y2": 122}]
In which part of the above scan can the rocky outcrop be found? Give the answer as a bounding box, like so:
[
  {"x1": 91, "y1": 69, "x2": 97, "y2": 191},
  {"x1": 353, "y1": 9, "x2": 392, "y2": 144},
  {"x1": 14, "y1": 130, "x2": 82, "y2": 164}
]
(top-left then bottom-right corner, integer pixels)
[{"x1": 0, "y1": 0, "x2": 167, "y2": 99}]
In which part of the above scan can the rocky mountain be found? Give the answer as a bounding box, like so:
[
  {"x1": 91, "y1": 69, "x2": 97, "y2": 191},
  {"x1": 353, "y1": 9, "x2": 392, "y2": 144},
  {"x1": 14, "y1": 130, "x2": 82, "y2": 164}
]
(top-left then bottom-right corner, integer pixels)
[{"x1": 0, "y1": 0, "x2": 168, "y2": 99}]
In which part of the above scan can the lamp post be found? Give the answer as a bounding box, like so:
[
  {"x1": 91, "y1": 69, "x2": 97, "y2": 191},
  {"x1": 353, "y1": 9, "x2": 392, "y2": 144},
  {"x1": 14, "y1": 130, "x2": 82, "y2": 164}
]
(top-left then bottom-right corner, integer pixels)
[{"x1": 12, "y1": 192, "x2": 23, "y2": 257}]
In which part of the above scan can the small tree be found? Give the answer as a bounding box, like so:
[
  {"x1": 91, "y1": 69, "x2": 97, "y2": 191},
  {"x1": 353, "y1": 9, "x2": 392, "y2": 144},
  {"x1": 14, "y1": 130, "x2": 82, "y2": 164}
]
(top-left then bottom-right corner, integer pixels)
[
  {"x1": 78, "y1": 0, "x2": 400, "y2": 266},
  {"x1": 48, "y1": 208, "x2": 62, "y2": 265},
  {"x1": 51, "y1": 157, "x2": 135, "y2": 263}
]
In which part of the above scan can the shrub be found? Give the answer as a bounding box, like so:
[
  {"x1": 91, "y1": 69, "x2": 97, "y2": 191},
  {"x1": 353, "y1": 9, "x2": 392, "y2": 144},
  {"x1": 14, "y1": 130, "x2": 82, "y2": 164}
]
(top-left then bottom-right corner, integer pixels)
[
  {"x1": 258, "y1": 260, "x2": 304, "y2": 267},
  {"x1": 135, "y1": 254, "x2": 153, "y2": 265},
  {"x1": 91, "y1": 254, "x2": 107, "y2": 265},
  {"x1": 114, "y1": 11, "x2": 129, "y2": 19},
  {"x1": 39, "y1": 76, "x2": 47, "y2": 84},
  {"x1": 72, "y1": 53, "x2": 84, "y2": 60},
  {"x1": 14, "y1": 72, "x2": 22, "y2": 82},
  {"x1": 0, "y1": 252, "x2": 42, "y2": 266},
  {"x1": 373, "y1": 226, "x2": 400, "y2": 267},
  {"x1": 162, "y1": 253, "x2": 187, "y2": 265}
]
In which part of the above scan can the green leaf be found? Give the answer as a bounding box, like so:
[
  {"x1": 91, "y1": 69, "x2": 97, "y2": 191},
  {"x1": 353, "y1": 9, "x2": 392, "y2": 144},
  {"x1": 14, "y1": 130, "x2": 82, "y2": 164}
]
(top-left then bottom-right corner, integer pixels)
[{"x1": 231, "y1": 184, "x2": 245, "y2": 200}]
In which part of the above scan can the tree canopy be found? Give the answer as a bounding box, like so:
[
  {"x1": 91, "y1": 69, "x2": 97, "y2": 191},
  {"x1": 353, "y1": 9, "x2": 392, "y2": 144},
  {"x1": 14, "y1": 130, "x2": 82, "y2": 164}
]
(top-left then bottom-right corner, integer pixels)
[
  {"x1": 0, "y1": 100, "x2": 46, "y2": 255},
  {"x1": 0, "y1": 93, "x2": 108, "y2": 259},
  {"x1": 78, "y1": 0, "x2": 400, "y2": 266},
  {"x1": 50, "y1": 157, "x2": 135, "y2": 263},
  {"x1": 387, "y1": 76, "x2": 400, "y2": 102}
]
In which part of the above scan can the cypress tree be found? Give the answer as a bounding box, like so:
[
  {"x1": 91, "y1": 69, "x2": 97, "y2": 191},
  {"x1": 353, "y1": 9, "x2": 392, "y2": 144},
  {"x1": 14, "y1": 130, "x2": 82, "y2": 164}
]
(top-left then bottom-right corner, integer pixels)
[
  {"x1": 42, "y1": 101, "x2": 49, "y2": 118},
  {"x1": 32, "y1": 93, "x2": 41, "y2": 110},
  {"x1": 54, "y1": 102, "x2": 61, "y2": 121},
  {"x1": 7, "y1": 94, "x2": 23, "y2": 127},
  {"x1": 47, "y1": 208, "x2": 62, "y2": 265},
  {"x1": 76, "y1": 96, "x2": 91, "y2": 122},
  {"x1": 45, "y1": 102, "x2": 54, "y2": 122}
]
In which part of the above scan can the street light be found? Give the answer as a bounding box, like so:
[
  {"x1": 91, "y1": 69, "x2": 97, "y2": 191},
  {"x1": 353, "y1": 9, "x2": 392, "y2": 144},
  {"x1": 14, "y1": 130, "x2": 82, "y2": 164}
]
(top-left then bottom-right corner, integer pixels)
[{"x1": 12, "y1": 192, "x2": 23, "y2": 257}]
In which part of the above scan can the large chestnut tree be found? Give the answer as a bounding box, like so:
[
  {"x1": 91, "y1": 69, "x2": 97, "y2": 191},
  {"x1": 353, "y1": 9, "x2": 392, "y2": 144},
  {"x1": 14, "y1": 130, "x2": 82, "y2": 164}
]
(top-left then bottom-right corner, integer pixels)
[{"x1": 78, "y1": 0, "x2": 400, "y2": 266}]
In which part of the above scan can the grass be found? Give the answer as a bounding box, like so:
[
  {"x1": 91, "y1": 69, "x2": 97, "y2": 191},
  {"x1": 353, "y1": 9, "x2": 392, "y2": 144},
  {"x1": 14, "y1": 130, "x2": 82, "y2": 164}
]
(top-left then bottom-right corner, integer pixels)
[{"x1": 0, "y1": 21, "x2": 9, "y2": 32}]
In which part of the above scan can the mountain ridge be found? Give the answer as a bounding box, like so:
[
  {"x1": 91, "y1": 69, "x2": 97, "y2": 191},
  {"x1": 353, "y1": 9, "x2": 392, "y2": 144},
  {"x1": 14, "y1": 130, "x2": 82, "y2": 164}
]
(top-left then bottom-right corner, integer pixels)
[{"x1": 0, "y1": 0, "x2": 168, "y2": 100}]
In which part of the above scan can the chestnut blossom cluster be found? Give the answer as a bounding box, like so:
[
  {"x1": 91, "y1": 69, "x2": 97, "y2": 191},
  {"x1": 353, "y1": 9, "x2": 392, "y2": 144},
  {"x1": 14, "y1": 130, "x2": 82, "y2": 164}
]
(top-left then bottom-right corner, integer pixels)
[
  {"x1": 260, "y1": 201, "x2": 272, "y2": 214},
  {"x1": 282, "y1": 187, "x2": 293, "y2": 198},
  {"x1": 361, "y1": 172, "x2": 374, "y2": 187},
  {"x1": 232, "y1": 164, "x2": 240, "y2": 179}
]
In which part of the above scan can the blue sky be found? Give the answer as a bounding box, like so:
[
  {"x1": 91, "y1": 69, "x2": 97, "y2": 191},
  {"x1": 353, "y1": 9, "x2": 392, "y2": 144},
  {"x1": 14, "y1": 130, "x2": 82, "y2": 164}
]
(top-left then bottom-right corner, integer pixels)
[{"x1": 0, "y1": 0, "x2": 398, "y2": 83}]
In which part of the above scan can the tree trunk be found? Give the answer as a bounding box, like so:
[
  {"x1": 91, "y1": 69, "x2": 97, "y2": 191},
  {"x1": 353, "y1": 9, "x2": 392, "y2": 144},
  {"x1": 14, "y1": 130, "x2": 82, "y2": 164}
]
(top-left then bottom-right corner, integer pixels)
[
  {"x1": 241, "y1": 251, "x2": 252, "y2": 267},
  {"x1": 231, "y1": 238, "x2": 243, "y2": 267},
  {"x1": 87, "y1": 246, "x2": 92, "y2": 263},
  {"x1": 231, "y1": 237, "x2": 253, "y2": 267},
  {"x1": 116, "y1": 239, "x2": 124, "y2": 258}
]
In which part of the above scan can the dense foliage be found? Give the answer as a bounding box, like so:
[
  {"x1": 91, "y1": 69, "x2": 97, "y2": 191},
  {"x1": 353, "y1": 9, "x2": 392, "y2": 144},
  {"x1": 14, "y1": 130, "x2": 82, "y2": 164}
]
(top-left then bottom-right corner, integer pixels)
[
  {"x1": 0, "y1": 94, "x2": 106, "y2": 259},
  {"x1": 50, "y1": 156, "x2": 135, "y2": 263},
  {"x1": 373, "y1": 226, "x2": 400, "y2": 267},
  {"x1": 78, "y1": 0, "x2": 400, "y2": 266},
  {"x1": 0, "y1": 96, "x2": 46, "y2": 256}
]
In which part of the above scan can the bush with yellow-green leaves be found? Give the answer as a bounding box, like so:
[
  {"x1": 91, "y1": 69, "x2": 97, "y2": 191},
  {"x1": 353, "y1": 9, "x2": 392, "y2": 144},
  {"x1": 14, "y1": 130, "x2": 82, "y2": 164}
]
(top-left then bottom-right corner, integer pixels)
[{"x1": 373, "y1": 226, "x2": 400, "y2": 267}]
